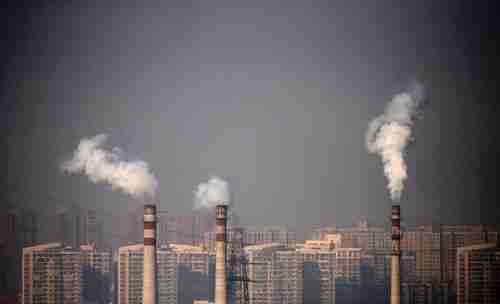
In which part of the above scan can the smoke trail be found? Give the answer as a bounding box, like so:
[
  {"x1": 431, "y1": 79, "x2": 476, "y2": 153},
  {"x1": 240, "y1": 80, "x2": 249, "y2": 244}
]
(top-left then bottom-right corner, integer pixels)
[
  {"x1": 194, "y1": 176, "x2": 229, "y2": 209},
  {"x1": 366, "y1": 82, "x2": 427, "y2": 202},
  {"x1": 61, "y1": 134, "x2": 158, "y2": 200}
]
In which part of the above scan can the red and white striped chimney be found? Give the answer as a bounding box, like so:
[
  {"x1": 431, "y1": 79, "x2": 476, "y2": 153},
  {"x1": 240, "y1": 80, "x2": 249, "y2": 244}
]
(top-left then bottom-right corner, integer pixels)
[
  {"x1": 143, "y1": 204, "x2": 157, "y2": 304},
  {"x1": 215, "y1": 205, "x2": 227, "y2": 304},
  {"x1": 391, "y1": 205, "x2": 401, "y2": 304}
]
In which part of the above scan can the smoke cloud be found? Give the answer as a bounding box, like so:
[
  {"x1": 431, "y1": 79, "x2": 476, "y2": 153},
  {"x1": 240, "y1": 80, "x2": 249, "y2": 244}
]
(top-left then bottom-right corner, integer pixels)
[
  {"x1": 366, "y1": 82, "x2": 427, "y2": 202},
  {"x1": 61, "y1": 134, "x2": 158, "y2": 200},
  {"x1": 194, "y1": 176, "x2": 230, "y2": 209}
]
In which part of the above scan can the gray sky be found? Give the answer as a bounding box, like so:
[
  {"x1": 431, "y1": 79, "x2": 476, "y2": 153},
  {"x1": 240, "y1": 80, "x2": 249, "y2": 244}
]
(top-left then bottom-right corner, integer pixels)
[{"x1": 2, "y1": 0, "x2": 499, "y2": 234}]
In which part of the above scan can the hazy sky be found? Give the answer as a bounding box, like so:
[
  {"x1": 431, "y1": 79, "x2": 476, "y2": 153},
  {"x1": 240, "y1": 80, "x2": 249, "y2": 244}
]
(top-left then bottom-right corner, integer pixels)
[{"x1": 1, "y1": 0, "x2": 499, "y2": 234}]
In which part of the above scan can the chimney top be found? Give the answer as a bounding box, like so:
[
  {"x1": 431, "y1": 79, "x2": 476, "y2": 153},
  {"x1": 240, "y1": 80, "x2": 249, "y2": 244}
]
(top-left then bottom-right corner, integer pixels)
[{"x1": 144, "y1": 204, "x2": 156, "y2": 212}]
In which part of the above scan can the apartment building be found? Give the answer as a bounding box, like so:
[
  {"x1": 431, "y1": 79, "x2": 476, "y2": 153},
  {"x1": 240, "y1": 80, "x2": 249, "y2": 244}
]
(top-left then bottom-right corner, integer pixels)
[
  {"x1": 117, "y1": 244, "x2": 177, "y2": 304},
  {"x1": 456, "y1": 243, "x2": 500, "y2": 304},
  {"x1": 299, "y1": 248, "x2": 336, "y2": 304},
  {"x1": 22, "y1": 243, "x2": 110, "y2": 304}
]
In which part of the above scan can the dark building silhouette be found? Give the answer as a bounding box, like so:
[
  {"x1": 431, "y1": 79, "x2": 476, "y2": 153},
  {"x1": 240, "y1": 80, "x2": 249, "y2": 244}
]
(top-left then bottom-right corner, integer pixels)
[
  {"x1": 0, "y1": 206, "x2": 38, "y2": 296},
  {"x1": 45, "y1": 206, "x2": 103, "y2": 249},
  {"x1": 303, "y1": 261, "x2": 321, "y2": 304}
]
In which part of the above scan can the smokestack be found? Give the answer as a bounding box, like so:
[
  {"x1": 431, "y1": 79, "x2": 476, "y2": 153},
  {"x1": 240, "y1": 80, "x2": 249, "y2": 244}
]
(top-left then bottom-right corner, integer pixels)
[
  {"x1": 215, "y1": 205, "x2": 227, "y2": 304},
  {"x1": 143, "y1": 204, "x2": 157, "y2": 304},
  {"x1": 391, "y1": 205, "x2": 401, "y2": 304}
]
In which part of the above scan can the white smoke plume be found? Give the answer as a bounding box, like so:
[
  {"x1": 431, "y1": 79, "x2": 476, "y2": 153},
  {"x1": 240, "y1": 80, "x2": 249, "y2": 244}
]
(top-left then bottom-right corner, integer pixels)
[
  {"x1": 194, "y1": 176, "x2": 230, "y2": 209},
  {"x1": 61, "y1": 134, "x2": 158, "y2": 200},
  {"x1": 366, "y1": 82, "x2": 427, "y2": 202}
]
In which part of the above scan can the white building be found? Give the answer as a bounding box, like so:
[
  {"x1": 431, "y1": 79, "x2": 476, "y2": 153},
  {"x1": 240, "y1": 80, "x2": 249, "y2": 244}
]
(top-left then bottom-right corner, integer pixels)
[
  {"x1": 117, "y1": 244, "x2": 177, "y2": 304},
  {"x1": 22, "y1": 243, "x2": 110, "y2": 304}
]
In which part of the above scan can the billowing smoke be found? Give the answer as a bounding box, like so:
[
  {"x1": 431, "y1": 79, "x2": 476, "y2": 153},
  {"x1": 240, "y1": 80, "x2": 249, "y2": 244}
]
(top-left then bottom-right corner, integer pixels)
[
  {"x1": 194, "y1": 176, "x2": 230, "y2": 209},
  {"x1": 61, "y1": 134, "x2": 158, "y2": 200},
  {"x1": 366, "y1": 82, "x2": 427, "y2": 202}
]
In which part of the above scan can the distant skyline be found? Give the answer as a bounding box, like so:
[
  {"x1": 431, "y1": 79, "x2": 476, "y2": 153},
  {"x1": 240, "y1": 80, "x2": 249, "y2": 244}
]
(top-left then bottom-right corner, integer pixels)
[{"x1": 1, "y1": 1, "x2": 500, "y2": 237}]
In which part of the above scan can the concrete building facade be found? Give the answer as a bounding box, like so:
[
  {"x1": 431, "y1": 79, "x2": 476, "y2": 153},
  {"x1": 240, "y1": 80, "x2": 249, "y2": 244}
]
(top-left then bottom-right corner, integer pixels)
[
  {"x1": 1, "y1": 206, "x2": 38, "y2": 296},
  {"x1": 245, "y1": 243, "x2": 363, "y2": 304},
  {"x1": 22, "y1": 243, "x2": 110, "y2": 304},
  {"x1": 456, "y1": 243, "x2": 500, "y2": 304},
  {"x1": 117, "y1": 244, "x2": 177, "y2": 304},
  {"x1": 204, "y1": 226, "x2": 295, "y2": 253},
  {"x1": 299, "y1": 248, "x2": 336, "y2": 304}
]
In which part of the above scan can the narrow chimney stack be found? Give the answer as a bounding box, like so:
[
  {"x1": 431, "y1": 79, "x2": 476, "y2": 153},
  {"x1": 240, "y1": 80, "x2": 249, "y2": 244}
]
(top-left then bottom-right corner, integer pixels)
[
  {"x1": 391, "y1": 205, "x2": 401, "y2": 304},
  {"x1": 143, "y1": 204, "x2": 157, "y2": 304},
  {"x1": 215, "y1": 205, "x2": 227, "y2": 304}
]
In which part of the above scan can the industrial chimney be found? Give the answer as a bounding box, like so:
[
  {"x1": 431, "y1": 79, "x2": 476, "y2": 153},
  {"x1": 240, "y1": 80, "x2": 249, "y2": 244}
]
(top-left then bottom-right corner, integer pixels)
[
  {"x1": 391, "y1": 205, "x2": 401, "y2": 304},
  {"x1": 143, "y1": 204, "x2": 157, "y2": 304},
  {"x1": 215, "y1": 205, "x2": 227, "y2": 304}
]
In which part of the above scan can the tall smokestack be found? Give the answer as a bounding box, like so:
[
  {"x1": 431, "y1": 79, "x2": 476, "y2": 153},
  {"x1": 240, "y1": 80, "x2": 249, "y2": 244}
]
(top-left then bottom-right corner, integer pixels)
[
  {"x1": 143, "y1": 204, "x2": 157, "y2": 304},
  {"x1": 391, "y1": 205, "x2": 401, "y2": 304},
  {"x1": 215, "y1": 205, "x2": 227, "y2": 304}
]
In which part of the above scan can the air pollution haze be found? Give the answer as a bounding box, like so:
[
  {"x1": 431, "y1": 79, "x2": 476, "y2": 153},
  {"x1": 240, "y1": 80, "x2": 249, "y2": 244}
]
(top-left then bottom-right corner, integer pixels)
[
  {"x1": 61, "y1": 134, "x2": 158, "y2": 200},
  {"x1": 194, "y1": 176, "x2": 230, "y2": 209},
  {"x1": 366, "y1": 82, "x2": 428, "y2": 202}
]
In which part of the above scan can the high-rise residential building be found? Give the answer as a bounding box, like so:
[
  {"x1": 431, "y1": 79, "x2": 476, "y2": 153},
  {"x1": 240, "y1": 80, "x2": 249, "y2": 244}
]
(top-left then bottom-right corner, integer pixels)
[
  {"x1": 299, "y1": 248, "x2": 336, "y2": 304},
  {"x1": 117, "y1": 244, "x2": 177, "y2": 304},
  {"x1": 324, "y1": 221, "x2": 390, "y2": 252},
  {"x1": 401, "y1": 253, "x2": 417, "y2": 286},
  {"x1": 307, "y1": 222, "x2": 498, "y2": 304},
  {"x1": 361, "y1": 254, "x2": 389, "y2": 304},
  {"x1": 156, "y1": 211, "x2": 169, "y2": 246},
  {"x1": 0, "y1": 206, "x2": 39, "y2": 296},
  {"x1": 272, "y1": 249, "x2": 304, "y2": 304},
  {"x1": 46, "y1": 207, "x2": 79, "y2": 248},
  {"x1": 334, "y1": 248, "x2": 361, "y2": 283},
  {"x1": 125, "y1": 207, "x2": 144, "y2": 245},
  {"x1": 361, "y1": 252, "x2": 416, "y2": 304},
  {"x1": 246, "y1": 244, "x2": 365, "y2": 304},
  {"x1": 118, "y1": 244, "x2": 143, "y2": 304},
  {"x1": 22, "y1": 243, "x2": 64, "y2": 304},
  {"x1": 170, "y1": 244, "x2": 213, "y2": 304},
  {"x1": 80, "y1": 245, "x2": 111, "y2": 304},
  {"x1": 149, "y1": 213, "x2": 213, "y2": 247},
  {"x1": 204, "y1": 226, "x2": 295, "y2": 253},
  {"x1": 334, "y1": 248, "x2": 362, "y2": 304},
  {"x1": 246, "y1": 243, "x2": 304, "y2": 304},
  {"x1": 246, "y1": 244, "x2": 283, "y2": 304},
  {"x1": 22, "y1": 243, "x2": 110, "y2": 304},
  {"x1": 402, "y1": 226, "x2": 442, "y2": 285},
  {"x1": 246, "y1": 243, "x2": 361, "y2": 304},
  {"x1": 80, "y1": 209, "x2": 103, "y2": 249},
  {"x1": 164, "y1": 216, "x2": 197, "y2": 245},
  {"x1": 311, "y1": 227, "x2": 337, "y2": 241},
  {"x1": 301, "y1": 236, "x2": 340, "y2": 251},
  {"x1": 400, "y1": 225, "x2": 495, "y2": 285},
  {"x1": 440, "y1": 225, "x2": 497, "y2": 288},
  {"x1": 456, "y1": 243, "x2": 500, "y2": 304},
  {"x1": 158, "y1": 250, "x2": 178, "y2": 304},
  {"x1": 202, "y1": 231, "x2": 216, "y2": 253},
  {"x1": 400, "y1": 224, "x2": 497, "y2": 304},
  {"x1": 244, "y1": 226, "x2": 296, "y2": 247},
  {"x1": 45, "y1": 207, "x2": 104, "y2": 250}
]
